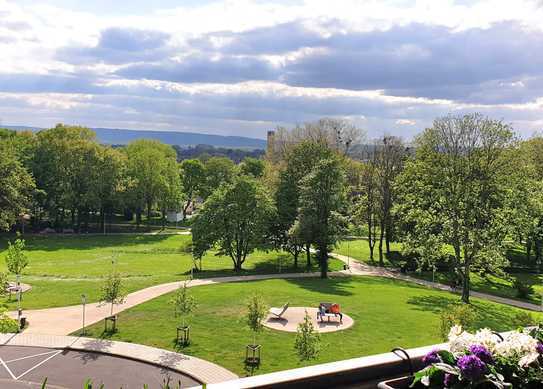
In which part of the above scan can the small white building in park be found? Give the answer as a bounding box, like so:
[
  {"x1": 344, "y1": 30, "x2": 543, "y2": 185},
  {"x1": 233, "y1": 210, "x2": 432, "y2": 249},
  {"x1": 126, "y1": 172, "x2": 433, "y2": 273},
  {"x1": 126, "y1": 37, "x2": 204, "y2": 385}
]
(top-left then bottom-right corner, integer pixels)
[{"x1": 166, "y1": 211, "x2": 183, "y2": 222}]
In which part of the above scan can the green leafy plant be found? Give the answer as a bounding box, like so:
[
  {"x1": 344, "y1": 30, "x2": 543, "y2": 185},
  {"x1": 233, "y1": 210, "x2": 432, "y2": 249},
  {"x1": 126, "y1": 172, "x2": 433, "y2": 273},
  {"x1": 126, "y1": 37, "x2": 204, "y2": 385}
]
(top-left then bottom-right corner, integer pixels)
[
  {"x1": 513, "y1": 311, "x2": 536, "y2": 328},
  {"x1": 294, "y1": 310, "x2": 321, "y2": 361},
  {"x1": 439, "y1": 304, "x2": 475, "y2": 341},
  {"x1": 99, "y1": 271, "x2": 126, "y2": 316},
  {"x1": 512, "y1": 278, "x2": 534, "y2": 299},
  {"x1": 0, "y1": 306, "x2": 19, "y2": 333},
  {"x1": 171, "y1": 281, "x2": 197, "y2": 328},
  {"x1": 246, "y1": 293, "x2": 268, "y2": 346},
  {"x1": 5, "y1": 235, "x2": 28, "y2": 283}
]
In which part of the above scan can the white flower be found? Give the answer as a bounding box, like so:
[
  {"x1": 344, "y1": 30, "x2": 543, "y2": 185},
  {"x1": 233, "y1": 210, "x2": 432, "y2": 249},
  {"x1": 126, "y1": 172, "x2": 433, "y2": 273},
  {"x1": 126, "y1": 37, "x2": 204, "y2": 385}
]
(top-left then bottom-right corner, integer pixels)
[
  {"x1": 448, "y1": 325, "x2": 463, "y2": 340},
  {"x1": 519, "y1": 352, "x2": 539, "y2": 367},
  {"x1": 473, "y1": 328, "x2": 500, "y2": 352},
  {"x1": 494, "y1": 331, "x2": 539, "y2": 363},
  {"x1": 449, "y1": 331, "x2": 476, "y2": 354}
]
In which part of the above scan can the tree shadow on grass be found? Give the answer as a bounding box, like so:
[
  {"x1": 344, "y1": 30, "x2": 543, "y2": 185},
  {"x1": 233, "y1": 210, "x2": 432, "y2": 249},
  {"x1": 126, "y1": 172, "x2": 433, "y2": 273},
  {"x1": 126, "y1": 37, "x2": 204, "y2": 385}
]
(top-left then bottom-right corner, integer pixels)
[
  {"x1": 406, "y1": 295, "x2": 456, "y2": 314},
  {"x1": 187, "y1": 253, "x2": 330, "y2": 279},
  {"x1": 407, "y1": 295, "x2": 525, "y2": 333},
  {"x1": 284, "y1": 275, "x2": 356, "y2": 296},
  {"x1": 0, "y1": 233, "x2": 177, "y2": 252}
]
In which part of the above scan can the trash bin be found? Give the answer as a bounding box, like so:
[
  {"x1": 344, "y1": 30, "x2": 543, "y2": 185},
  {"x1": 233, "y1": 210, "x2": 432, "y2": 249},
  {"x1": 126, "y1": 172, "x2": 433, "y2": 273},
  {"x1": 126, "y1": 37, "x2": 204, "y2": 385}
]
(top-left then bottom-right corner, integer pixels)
[{"x1": 20, "y1": 317, "x2": 26, "y2": 329}]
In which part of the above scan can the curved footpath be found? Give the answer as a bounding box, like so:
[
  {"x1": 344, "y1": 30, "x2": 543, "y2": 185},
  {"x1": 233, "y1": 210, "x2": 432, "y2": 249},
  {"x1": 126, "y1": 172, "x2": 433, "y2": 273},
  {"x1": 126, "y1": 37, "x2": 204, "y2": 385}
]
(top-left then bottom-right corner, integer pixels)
[
  {"x1": 5, "y1": 253, "x2": 540, "y2": 385},
  {"x1": 329, "y1": 252, "x2": 542, "y2": 311},
  {"x1": 11, "y1": 253, "x2": 540, "y2": 336}
]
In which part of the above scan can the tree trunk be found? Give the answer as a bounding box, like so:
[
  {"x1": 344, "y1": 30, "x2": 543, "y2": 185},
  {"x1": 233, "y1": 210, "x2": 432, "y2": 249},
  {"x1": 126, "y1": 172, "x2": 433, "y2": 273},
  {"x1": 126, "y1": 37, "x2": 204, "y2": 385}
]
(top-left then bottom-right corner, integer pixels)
[
  {"x1": 385, "y1": 223, "x2": 391, "y2": 254},
  {"x1": 378, "y1": 222, "x2": 385, "y2": 267},
  {"x1": 233, "y1": 254, "x2": 243, "y2": 272},
  {"x1": 319, "y1": 245, "x2": 328, "y2": 279},
  {"x1": 305, "y1": 244, "x2": 311, "y2": 267},
  {"x1": 461, "y1": 262, "x2": 470, "y2": 304},
  {"x1": 526, "y1": 239, "x2": 532, "y2": 262},
  {"x1": 147, "y1": 202, "x2": 152, "y2": 225},
  {"x1": 182, "y1": 199, "x2": 192, "y2": 221},
  {"x1": 136, "y1": 209, "x2": 142, "y2": 227},
  {"x1": 293, "y1": 250, "x2": 298, "y2": 269}
]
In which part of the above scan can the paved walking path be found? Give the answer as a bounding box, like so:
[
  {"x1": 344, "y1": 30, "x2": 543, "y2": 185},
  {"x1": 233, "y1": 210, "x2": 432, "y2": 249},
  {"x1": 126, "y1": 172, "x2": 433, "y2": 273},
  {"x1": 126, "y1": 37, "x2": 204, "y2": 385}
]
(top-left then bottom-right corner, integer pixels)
[
  {"x1": 13, "y1": 253, "x2": 541, "y2": 337},
  {"x1": 14, "y1": 272, "x2": 337, "y2": 336},
  {"x1": 329, "y1": 252, "x2": 542, "y2": 311}
]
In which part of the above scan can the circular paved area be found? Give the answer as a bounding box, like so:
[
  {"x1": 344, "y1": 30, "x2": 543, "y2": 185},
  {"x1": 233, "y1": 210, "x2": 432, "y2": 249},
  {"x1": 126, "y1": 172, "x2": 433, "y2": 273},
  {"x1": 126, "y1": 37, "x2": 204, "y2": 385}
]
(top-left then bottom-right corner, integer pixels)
[
  {"x1": 263, "y1": 307, "x2": 354, "y2": 333},
  {"x1": 0, "y1": 345, "x2": 199, "y2": 389}
]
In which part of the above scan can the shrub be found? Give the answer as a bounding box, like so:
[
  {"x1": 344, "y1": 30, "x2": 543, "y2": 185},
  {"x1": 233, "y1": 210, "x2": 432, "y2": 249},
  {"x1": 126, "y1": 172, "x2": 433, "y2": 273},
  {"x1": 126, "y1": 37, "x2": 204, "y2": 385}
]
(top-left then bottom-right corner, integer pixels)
[
  {"x1": 245, "y1": 294, "x2": 268, "y2": 345},
  {"x1": 0, "y1": 308, "x2": 19, "y2": 333},
  {"x1": 294, "y1": 310, "x2": 321, "y2": 361},
  {"x1": 512, "y1": 278, "x2": 534, "y2": 299},
  {"x1": 439, "y1": 304, "x2": 476, "y2": 341},
  {"x1": 513, "y1": 311, "x2": 536, "y2": 328}
]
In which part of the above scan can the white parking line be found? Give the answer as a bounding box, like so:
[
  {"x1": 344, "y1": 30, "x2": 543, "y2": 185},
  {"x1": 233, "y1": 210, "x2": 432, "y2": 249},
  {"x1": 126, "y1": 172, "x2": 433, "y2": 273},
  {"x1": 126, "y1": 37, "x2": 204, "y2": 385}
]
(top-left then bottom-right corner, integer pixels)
[
  {"x1": 0, "y1": 357, "x2": 16, "y2": 380},
  {"x1": 5, "y1": 350, "x2": 59, "y2": 363},
  {"x1": 16, "y1": 350, "x2": 63, "y2": 380}
]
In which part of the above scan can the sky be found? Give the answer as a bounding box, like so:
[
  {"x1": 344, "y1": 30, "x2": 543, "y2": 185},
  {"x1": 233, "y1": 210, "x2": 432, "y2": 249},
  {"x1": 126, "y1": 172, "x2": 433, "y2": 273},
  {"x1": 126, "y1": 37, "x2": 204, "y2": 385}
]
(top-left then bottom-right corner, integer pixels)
[{"x1": 0, "y1": 0, "x2": 543, "y2": 140}]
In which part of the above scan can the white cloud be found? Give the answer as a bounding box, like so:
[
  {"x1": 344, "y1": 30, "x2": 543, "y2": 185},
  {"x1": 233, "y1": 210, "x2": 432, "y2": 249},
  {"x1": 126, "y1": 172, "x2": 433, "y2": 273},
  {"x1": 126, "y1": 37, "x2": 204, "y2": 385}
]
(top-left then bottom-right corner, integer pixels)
[{"x1": 0, "y1": 0, "x2": 542, "y2": 138}]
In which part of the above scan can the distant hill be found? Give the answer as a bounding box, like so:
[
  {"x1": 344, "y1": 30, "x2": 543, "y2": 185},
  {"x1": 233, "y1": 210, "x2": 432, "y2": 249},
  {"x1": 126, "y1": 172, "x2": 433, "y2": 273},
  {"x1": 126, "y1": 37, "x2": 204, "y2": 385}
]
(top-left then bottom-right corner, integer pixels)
[{"x1": 2, "y1": 125, "x2": 267, "y2": 150}]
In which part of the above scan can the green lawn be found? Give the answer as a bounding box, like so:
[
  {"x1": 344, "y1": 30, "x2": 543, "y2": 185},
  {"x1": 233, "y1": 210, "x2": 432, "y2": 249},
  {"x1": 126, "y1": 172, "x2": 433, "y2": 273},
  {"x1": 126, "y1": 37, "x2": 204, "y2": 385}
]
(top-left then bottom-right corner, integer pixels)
[
  {"x1": 0, "y1": 234, "x2": 342, "y2": 309},
  {"x1": 82, "y1": 276, "x2": 541, "y2": 376},
  {"x1": 335, "y1": 238, "x2": 403, "y2": 267},
  {"x1": 335, "y1": 239, "x2": 543, "y2": 305}
]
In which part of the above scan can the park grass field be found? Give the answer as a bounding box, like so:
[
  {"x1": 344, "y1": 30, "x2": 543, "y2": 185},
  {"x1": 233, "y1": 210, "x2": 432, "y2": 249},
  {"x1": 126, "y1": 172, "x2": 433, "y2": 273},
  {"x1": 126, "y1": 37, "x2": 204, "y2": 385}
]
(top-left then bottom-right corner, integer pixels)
[
  {"x1": 0, "y1": 234, "x2": 342, "y2": 309},
  {"x1": 335, "y1": 238, "x2": 543, "y2": 305},
  {"x1": 81, "y1": 276, "x2": 542, "y2": 376}
]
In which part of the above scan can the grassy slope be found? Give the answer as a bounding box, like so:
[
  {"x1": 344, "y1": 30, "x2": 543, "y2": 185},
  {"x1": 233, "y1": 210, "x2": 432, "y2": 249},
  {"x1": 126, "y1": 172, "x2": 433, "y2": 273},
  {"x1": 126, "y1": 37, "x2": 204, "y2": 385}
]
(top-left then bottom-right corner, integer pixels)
[
  {"x1": 0, "y1": 234, "x2": 342, "y2": 309},
  {"x1": 82, "y1": 276, "x2": 541, "y2": 376},
  {"x1": 335, "y1": 239, "x2": 543, "y2": 304}
]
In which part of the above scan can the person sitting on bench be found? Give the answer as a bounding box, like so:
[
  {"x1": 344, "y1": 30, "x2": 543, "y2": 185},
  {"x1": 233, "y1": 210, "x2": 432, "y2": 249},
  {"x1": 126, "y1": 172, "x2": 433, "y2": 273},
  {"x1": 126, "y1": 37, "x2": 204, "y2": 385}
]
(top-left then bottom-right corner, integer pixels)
[{"x1": 317, "y1": 302, "x2": 343, "y2": 323}]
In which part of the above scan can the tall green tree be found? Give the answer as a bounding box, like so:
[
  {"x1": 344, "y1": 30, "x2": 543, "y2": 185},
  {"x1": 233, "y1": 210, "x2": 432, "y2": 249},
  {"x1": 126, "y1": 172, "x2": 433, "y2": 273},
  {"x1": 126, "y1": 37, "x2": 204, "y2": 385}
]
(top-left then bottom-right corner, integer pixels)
[
  {"x1": 273, "y1": 141, "x2": 334, "y2": 267},
  {"x1": 32, "y1": 124, "x2": 101, "y2": 230},
  {"x1": 125, "y1": 139, "x2": 180, "y2": 225},
  {"x1": 374, "y1": 136, "x2": 406, "y2": 261},
  {"x1": 180, "y1": 159, "x2": 205, "y2": 220},
  {"x1": 200, "y1": 157, "x2": 236, "y2": 199},
  {"x1": 0, "y1": 139, "x2": 35, "y2": 231},
  {"x1": 192, "y1": 176, "x2": 275, "y2": 271},
  {"x1": 94, "y1": 146, "x2": 127, "y2": 233},
  {"x1": 354, "y1": 160, "x2": 380, "y2": 263},
  {"x1": 240, "y1": 157, "x2": 265, "y2": 178},
  {"x1": 297, "y1": 156, "x2": 347, "y2": 278},
  {"x1": 395, "y1": 113, "x2": 515, "y2": 303},
  {"x1": 509, "y1": 138, "x2": 543, "y2": 267}
]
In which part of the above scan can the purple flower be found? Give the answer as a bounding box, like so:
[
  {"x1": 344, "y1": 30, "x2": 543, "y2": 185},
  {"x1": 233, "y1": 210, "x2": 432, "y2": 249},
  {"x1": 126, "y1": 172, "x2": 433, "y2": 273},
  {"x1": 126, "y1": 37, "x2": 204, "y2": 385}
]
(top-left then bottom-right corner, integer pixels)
[
  {"x1": 536, "y1": 342, "x2": 543, "y2": 355},
  {"x1": 444, "y1": 373, "x2": 457, "y2": 387},
  {"x1": 457, "y1": 354, "x2": 487, "y2": 380},
  {"x1": 422, "y1": 349, "x2": 441, "y2": 366},
  {"x1": 469, "y1": 344, "x2": 493, "y2": 364}
]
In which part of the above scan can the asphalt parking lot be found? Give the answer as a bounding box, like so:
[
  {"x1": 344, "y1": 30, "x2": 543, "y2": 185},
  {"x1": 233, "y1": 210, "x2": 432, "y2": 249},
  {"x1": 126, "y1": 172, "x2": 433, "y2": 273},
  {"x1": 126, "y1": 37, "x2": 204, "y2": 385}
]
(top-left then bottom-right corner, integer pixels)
[{"x1": 0, "y1": 345, "x2": 199, "y2": 388}]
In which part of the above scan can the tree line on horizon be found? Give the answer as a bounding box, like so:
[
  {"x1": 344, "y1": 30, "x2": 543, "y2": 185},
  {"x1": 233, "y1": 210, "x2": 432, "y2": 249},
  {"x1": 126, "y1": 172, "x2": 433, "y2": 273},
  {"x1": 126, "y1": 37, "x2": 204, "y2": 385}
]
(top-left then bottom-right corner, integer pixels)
[{"x1": 1, "y1": 114, "x2": 543, "y2": 303}]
